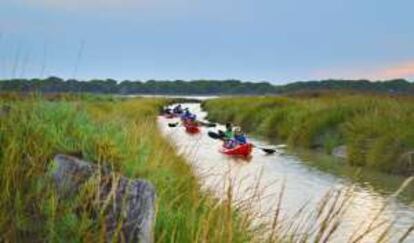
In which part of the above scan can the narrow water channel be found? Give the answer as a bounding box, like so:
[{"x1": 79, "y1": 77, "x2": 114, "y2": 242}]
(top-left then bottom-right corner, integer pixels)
[{"x1": 158, "y1": 103, "x2": 414, "y2": 242}]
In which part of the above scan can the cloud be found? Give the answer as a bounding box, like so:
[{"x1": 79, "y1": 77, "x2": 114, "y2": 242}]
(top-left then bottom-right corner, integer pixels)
[
  {"x1": 375, "y1": 62, "x2": 414, "y2": 79},
  {"x1": 312, "y1": 60, "x2": 414, "y2": 80}
]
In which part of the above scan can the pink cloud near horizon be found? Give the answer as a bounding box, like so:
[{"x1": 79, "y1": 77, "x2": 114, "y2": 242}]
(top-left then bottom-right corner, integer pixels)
[
  {"x1": 313, "y1": 61, "x2": 414, "y2": 80},
  {"x1": 376, "y1": 62, "x2": 414, "y2": 79}
]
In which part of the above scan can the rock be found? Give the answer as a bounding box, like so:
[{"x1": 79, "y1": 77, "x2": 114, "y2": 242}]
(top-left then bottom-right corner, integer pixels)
[
  {"x1": 51, "y1": 154, "x2": 156, "y2": 243},
  {"x1": 51, "y1": 154, "x2": 97, "y2": 197},
  {"x1": 332, "y1": 145, "x2": 347, "y2": 159},
  {"x1": 101, "y1": 176, "x2": 156, "y2": 243}
]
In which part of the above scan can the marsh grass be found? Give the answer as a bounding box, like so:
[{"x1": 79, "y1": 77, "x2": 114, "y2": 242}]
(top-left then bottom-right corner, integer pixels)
[
  {"x1": 0, "y1": 94, "x2": 256, "y2": 242},
  {"x1": 1, "y1": 93, "x2": 412, "y2": 242},
  {"x1": 203, "y1": 94, "x2": 414, "y2": 174}
]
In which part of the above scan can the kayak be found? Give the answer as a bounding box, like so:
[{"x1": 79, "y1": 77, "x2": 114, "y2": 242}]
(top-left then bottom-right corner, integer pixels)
[
  {"x1": 184, "y1": 123, "x2": 200, "y2": 134},
  {"x1": 220, "y1": 143, "x2": 253, "y2": 157}
]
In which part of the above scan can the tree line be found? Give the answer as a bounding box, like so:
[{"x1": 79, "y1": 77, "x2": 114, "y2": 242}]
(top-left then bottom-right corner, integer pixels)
[{"x1": 0, "y1": 77, "x2": 412, "y2": 95}]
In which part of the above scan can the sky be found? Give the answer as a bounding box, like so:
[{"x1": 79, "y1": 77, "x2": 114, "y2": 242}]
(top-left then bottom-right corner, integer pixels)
[{"x1": 0, "y1": 0, "x2": 413, "y2": 83}]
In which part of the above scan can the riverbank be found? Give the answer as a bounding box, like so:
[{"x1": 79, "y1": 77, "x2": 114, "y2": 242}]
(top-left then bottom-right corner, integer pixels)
[
  {"x1": 202, "y1": 94, "x2": 414, "y2": 175},
  {"x1": 0, "y1": 94, "x2": 254, "y2": 242}
]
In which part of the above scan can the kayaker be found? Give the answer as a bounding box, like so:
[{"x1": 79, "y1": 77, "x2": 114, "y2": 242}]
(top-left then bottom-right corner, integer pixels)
[
  {"x1": 233, "y1": 127, "x2": 247, "y2": 145},
  {"x1": 189, "y1": 113, "x2": 197, "y2": 122},
  {"x1": 181, "y1": 108, "x2": 198, "y2": 126},
  {"x1": 173, "y1": 104, "x2": 183, "y2": 114},
  {"x1": 164, "y1": 107, "x2": 172, "y2": 114},
  {"x1": 181, "y1": 108, "x2": 191, "y2": 120},
  {"x1": 222, "y1": 123, "x2": 234, "y2": 148},
  {"x1": 224, "y1": 123, "x2": 234, "y2": 139}
]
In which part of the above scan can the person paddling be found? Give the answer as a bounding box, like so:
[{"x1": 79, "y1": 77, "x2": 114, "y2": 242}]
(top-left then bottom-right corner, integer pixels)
[
  {"x1": 233, "y1": 127, "x2": 247, "y2": 145},
  {"x1": 222, "y1": 123, "x2": 234, "y2": 148},
  {"x1": 189, "y1": 113, "x2": 197, "y2": 122},
  {"x1": 181, "y1": 108, "x2": 198, "y2": 126},
  {"x1": 173, "y1": 104, "x2": 183, "y2": 114},
  {"x1": 181, "y1": 108, "x2": 191, "y2": 120},
  {"x1": 224, "y1": 126, "x2": 247, "y2": 149},
  {"x1": 224, "y1": 123, "x2": 234, "y2": 139},
  {"x1": 164, "y1": 107, "x2": 172, "y2": 114}
]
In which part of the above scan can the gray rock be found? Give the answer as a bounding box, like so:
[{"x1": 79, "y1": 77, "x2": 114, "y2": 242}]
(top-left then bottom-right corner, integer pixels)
[
  {"x1": 51, "y1": 154, "x2": 156, "y2": 243},
  {"x1": 51, "y1": 154, "x2": 97, "y2": 197},
  {"x1": 332, "y1": 145, "x2": 347, "y2": 159}
]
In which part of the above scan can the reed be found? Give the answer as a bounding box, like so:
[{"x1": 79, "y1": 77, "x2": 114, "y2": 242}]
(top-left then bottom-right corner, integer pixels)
[
  {"x1": 203, "y1": 94, "x2": 414, "y2": 175},
  {"x1": 0, "y1": 93, "x2": 412, "y2": 242},
  {"x1": 0, "y1": 94, "x2": 254, "y2": 242}
]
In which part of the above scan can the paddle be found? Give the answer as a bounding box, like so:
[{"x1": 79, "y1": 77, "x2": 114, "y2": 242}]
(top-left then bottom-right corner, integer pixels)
[
  {"x1": 199, "y1": 121, "x2": 217, "y2": 128},
  {"x1": 208, "y1": 131, "x2": 224, "y2": 140},
  {"x1": 218, "y1": 130, "x2": 225, "y2": 137},
  {"x1": 208, "y1": 131, "x2": 277, "y2": 154},
  {"x1": 168, "y1": 122, "x2": 179, "y2": 128},
  {"x1": 252, "y1": 145, "x2": 276, "y2": 154}
]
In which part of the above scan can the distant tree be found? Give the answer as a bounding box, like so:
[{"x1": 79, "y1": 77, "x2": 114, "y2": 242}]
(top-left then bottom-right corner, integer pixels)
[{"x1": 0, "y1": 77, "x2": 413, "y2": 95}]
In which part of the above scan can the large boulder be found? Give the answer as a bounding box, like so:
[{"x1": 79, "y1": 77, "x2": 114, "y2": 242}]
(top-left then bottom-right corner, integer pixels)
[{"x1": 51, "y1": 154, "x2": 156, "y2": 243}]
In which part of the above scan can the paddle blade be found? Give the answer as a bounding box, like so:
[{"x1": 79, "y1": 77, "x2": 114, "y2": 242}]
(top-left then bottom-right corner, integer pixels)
[
  {"x1": 218, "y1": 130, "x2": 225, "y2": 137},
  {"x1": 168, "y1": 122, "x2": 179, "y2": 128},
  {"x1": 205, "y1": 123, "x2": 217, "y2": 128},
  {"x1": 199, "y1": 121, "x2": 217, "y2": 128},
  {"x1": 208, "y1": 131, "x2": 222, "y2": 140},
  {"x1": 261, "y1": 148, "x2": 276, "y2": 154},
  {"x1": 252, "y1": 144, "x2": 277, "y2": 154}
]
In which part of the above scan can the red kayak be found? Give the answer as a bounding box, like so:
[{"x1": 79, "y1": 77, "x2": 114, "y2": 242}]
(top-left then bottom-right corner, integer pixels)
[
  {"x1": 184, "y1": 123, "x2": 200, "y2": 134},
  {"x1": 220, "y1": 143, "x2": 253, "y2": 157}
]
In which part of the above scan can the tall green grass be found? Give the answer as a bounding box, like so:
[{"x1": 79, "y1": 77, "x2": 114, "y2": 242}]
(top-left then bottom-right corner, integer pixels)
[
  {"x1": 1, "y1": 93, "x2": 412, "y2": 242},
  {"x1": 203, "y1": 94, "x2": 414, "y2": 175},
  {"x1": 0, "y1": 95, "x2": 254, "y2": 242}
]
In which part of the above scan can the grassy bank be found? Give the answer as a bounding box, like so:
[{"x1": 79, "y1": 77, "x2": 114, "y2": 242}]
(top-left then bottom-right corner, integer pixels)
[
  {"x1": 0, "y1": 94, "x2": 254, "y2": 242},
  {"x1": 203, "y1": 94, "x2": 414, "y2": 175}
]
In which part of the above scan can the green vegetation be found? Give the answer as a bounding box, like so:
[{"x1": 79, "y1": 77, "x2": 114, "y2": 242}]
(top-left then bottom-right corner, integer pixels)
[
  {"x1": 0, "y1": 77, "x2": 413, "y2": 95},
  {"x1": 0, "y1": 94, "x2": 254, "y2": 242},
  {"x1": 203, "y1": 94, "x2": 414, "y2": 175},
  {"x1": 0, "y1": 93, "x2": 412, "y2": 242}
]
